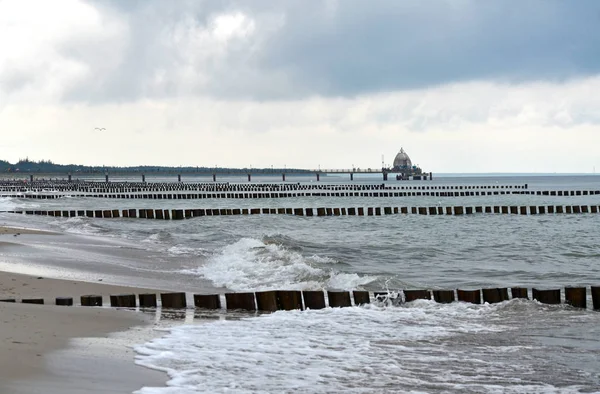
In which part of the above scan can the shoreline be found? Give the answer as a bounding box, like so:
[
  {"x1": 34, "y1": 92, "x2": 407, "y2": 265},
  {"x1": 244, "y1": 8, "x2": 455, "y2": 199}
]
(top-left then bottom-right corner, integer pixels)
[{"x1": 0, "y1": 278, "x2": 170, "y2": 393}]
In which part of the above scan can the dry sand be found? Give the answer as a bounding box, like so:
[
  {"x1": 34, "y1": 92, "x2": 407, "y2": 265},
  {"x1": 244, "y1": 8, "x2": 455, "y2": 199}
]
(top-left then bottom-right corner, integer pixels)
[{"x1": 0, "y1": 272, "x2": 169, "y2": 393}]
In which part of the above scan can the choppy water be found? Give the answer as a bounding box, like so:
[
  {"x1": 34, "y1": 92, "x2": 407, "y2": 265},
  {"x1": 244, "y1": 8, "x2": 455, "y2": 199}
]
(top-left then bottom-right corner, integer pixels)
[{"x1": 1, "y1": 174, "x2": 600, "y2": 393}]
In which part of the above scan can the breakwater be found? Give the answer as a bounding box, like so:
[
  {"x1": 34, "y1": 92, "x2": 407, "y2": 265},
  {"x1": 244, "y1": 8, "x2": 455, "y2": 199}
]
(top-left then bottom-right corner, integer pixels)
[
  {"x1": 3, "y1": 189, "x2": 599, "y2": 200},
  {"x1": 0, "y1": 180, "x2": 525, "y2": 194},
  {"x1": 4, "y1": 204, "x2": 600, "y2": 219},
  {"x1": 3, "y1": 286, "x2": 600, "y2": 311}
]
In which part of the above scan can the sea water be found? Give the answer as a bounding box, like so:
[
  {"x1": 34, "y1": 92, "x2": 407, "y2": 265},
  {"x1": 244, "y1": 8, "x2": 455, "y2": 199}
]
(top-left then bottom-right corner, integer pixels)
[{"x1": 1, "y1": 174, "x2": 600, "y2": 392}]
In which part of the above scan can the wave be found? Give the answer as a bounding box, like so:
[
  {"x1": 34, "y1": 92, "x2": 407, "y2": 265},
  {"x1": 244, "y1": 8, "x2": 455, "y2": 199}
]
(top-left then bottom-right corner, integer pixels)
[
  {"x1": 133, "y1": 300, "x2": 592, "y2": 393},
  {"x1": 0, "y1": 197, "x2": 16, "y2": 211},
  {"x1": 185, "y1": 237, "x2": 376, "y2": 291}
]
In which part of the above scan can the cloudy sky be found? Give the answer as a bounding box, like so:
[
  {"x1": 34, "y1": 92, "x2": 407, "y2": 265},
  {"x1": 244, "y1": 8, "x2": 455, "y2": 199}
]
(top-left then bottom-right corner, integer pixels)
[{"x1": 1, "y1": 0, "x2": 599, "y2": 172}]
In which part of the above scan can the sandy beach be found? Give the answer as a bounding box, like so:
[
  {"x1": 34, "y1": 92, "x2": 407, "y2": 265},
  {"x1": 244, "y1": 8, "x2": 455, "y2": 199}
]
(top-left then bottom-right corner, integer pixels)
[{"x1": 0, "y1": 226, "x2": 169, "y2": 393}]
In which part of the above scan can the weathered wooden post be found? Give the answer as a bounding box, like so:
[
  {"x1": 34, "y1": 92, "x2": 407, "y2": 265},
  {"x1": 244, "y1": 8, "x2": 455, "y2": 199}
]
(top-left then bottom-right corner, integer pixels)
[
  {"x1": 457, "y1": 289, "x2": 481, "y2": 304},
  {"x1": 110, "y1": 294, "x2": 137, "y2": 308},
  {"x1": 303, "y1": 291, "x2": 326, "y2": 309},
  {"x1": 22, "y1": 298, "x2": 44, "y2": 304},
  {"x1": 482, "y1": 288, "x2": 509, "y2": 304},
  {"x1": 81, "y1": 295, "x2": 103, "y2": 306},
  {"x1": 193, "y1": 294, "x2": 221, "y2": 309},
  {"x1": 256, "y1": 291, "x2": 278, "y2": 312},
  {"x1": 403, "y1": 290, "x2": 431, "y2": 302},
  {"x1": 433, "y1": 290, "x2": 455, "y2": 303},
  {"x1": 225, "y1": 292, "x2": 256, "y2": 311},
  {"x1": 532, "y1": 288, "x2": 561, "y2": 304},
  {"x1": 327, "y1": 291, "x2": 352, "y2": 307},
  {"x1": 511, "y1": 287, "x2": 529, "y2": 299},
  {"x1": 139, "y1": 293, "x2": 157, "y2": 308},
  {"x1": 55, "y1": 297, "x2": 73, "y2": 306},
  {"x1": 161, "y1": 293, "x2": 187, "y2": 308},
  {"x1": 592, "y1": 286, "x2": 600, "y2": 310},
  {"x1": 352, "y1": 291, "x2": 370, "y2": 305},
  {"x1": 565, "y1": 287, "x2": 586, "y2": 309},
  {"x1": 277, "y1": 290, "x2": 303, "y2": 310}
]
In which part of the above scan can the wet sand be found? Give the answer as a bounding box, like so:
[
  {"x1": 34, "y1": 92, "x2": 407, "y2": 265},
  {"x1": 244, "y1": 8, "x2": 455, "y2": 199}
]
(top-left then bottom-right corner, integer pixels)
[
  {"x1": 0, "y1": 224, "x2": 170, "y2": 393},
  {"x1": 0, "y1": 301, "x2": 166, "y2": 393}
]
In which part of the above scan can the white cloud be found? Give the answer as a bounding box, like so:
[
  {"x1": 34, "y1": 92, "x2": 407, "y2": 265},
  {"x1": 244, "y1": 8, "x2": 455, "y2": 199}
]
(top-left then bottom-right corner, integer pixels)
[
  {"x1": 1, "y1": 77, "x2": 599, "y2": 173},
  {"x1": 0, "y1": 0, "x2": 128, "y2": 104},
  {"x1": 0, "y1": 1, "x2": 598, "y2": 173}
]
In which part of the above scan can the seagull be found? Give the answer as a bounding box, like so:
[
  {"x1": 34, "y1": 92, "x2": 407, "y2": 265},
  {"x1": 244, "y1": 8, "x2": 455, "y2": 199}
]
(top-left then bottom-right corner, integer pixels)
[{"x1": 94, "y1": 127, "x2": 106, "y2": 131}]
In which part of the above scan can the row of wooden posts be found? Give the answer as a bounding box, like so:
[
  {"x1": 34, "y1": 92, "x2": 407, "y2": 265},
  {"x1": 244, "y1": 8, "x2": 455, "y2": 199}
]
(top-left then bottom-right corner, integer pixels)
[
  {"x1": 0, "y1": 181, "x2": 528, "y2": 193},
  {"x1": 3, "y1": 287, "x2": 600, "y2": 311},
  {"x1": 1, "y1": 189, "x2": 597, "y2": 200},
  {"x1": 5, "y1": 204, "x2": 600, "y2": 219}
]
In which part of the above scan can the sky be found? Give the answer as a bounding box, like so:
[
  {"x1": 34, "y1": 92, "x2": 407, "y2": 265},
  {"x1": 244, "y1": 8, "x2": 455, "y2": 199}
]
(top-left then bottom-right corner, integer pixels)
[{"x1": 1, "y1": 0, "x2": 599, "y2": 173}]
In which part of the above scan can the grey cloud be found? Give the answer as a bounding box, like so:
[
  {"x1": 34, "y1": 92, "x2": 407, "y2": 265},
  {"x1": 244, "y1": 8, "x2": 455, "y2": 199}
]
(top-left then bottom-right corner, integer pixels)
[{"x1": 7, "y1": 0, "x2": 600, "y2": 103}]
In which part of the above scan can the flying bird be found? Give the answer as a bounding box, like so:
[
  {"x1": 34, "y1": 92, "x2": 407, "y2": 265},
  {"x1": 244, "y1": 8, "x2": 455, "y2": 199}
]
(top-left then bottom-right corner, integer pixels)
[{"x1": 94, "y1": 127, "x2": 106, "y2": 131}]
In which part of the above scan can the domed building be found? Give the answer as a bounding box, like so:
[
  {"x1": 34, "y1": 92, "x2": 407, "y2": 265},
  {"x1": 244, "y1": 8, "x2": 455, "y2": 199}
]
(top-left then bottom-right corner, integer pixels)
[{"x1": 393, "y1": 148, "x2": 413, "y2": 170}]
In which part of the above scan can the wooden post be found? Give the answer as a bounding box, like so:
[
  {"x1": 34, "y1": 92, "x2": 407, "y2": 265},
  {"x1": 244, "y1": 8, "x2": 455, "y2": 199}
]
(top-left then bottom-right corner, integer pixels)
[
  {"x1": 327, "y1": 291, "x2": 352, "y2": 307},
  {"x1": 81, "y1": 295, "x2": 103, "y2": 306},
  {"x1": 403, "y1": 289, "x2": 431, "y2": 302},
  {"x1": 511, "y1": 287, "x2": 529, "y2": 299},
  {"x1": 433, "y1": 290, "x2": 455, "y2": 303},
  {"x1": 225, "y1": 292, "x2": 256, "y2": 311},
  {"x1": 592, "y1": 286, "x2": 600, "y2": 310},
  {"x1": 256, "y1": 291, "x2": 278, "y2": 312},
  {"x1": 55, "y1": 297, "x2": 73, "y2": 306},
  {"x1": 565, "y1": 287, "x2": 586, "y2": 309},
  {"x1": 277, "y1": 290, "x2": 303, "y2": 310},
  {"x1": 482, "y1": 288, "x2": 509, "y2": 304},
  {"x1": 352, "y1": 291, "x2": 370, "y2": 305},
  {"x1": 22, "y1": 298, "x2": 44, "y2": 304},
  {"x1": 457, "y1": 289, "x2": 481, "y2": 304},
  {"x1": 532, "y1": 288, "x2": 561, "y2": 304},
  {"x1": 110, "y1": 294, "x2": 137, "y2": 308},
  {"x1": 161, "y1": 292, "x2": 187, "y2": 308},
  {"x1": 193, "y1": 294, "x2": 221, "y2": 309},
  {"x1": 303, "y1": 291, "x2": 326, "y2": 309},
  {"x1": 139, "y1": 293, "x2": 157, "y2": 308}
]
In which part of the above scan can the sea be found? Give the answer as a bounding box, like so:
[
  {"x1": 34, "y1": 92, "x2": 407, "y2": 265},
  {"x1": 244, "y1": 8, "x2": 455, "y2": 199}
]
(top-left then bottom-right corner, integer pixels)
[{"x1": 1, "y1": 173, "x2": 600, "y2": 393}]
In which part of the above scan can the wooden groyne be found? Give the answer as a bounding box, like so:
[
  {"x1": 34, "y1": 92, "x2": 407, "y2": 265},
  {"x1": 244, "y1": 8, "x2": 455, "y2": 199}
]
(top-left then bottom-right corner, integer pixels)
[
  {"x1": 4, "y1": 205, "x2": 600, "y2": 219},
  {"x1": 3, "y1": 189, "x2": 599, "y2": 200},
  {"x1": 3, "y1": 286, "x2": 599, "y2": 311},
  {"x1": 0, "y1": 180, "x2": 527, "y2": 192}
]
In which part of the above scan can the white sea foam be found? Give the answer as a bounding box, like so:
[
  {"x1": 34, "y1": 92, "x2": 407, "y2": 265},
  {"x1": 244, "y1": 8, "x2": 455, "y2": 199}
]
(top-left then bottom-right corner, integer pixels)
[
  {"x1": 187, "y1": 237, "x2": 376, "y2": 291},
  {"x1": 133, "y1": 302, "x2": 586, "y2": 394},
  {"x1": 0, "y1": 197, "x2": 16, "y2": 211},
  {"x1": 167, "y1": 244, "x2": 209, "y2": 256}
]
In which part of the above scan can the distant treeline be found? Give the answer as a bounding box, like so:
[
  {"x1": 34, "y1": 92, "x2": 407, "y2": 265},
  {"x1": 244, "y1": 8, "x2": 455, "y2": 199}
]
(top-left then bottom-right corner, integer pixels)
[{"x1": 0, "y1": 158, "x2": 307, "y2": 174}]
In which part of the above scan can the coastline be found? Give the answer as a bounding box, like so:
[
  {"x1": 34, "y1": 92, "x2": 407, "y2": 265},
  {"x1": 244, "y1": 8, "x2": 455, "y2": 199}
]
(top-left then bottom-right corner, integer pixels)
[
  {"x1": 0, "y1": 301, "x2": 167, "y2": 394},
  {"x1": 0, "y1": 276, "x2": 170, "y2": 393},
  {"x1": 0, "y1": 224, "x2": 172, "y2": 393}
]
